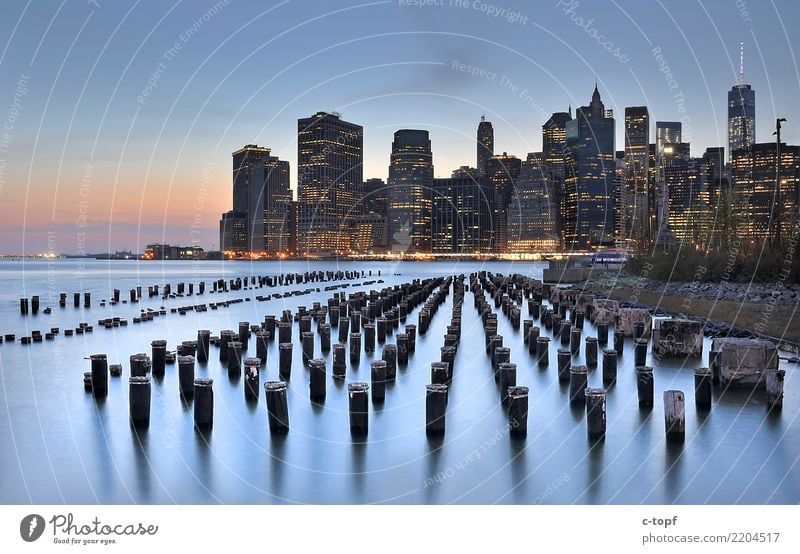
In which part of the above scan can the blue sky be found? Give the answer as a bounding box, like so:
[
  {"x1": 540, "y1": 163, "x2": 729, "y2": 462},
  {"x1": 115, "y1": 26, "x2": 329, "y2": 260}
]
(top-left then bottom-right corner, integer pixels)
[{"x1": 1, "y1": 0, "x2": 798, "y2": 252}]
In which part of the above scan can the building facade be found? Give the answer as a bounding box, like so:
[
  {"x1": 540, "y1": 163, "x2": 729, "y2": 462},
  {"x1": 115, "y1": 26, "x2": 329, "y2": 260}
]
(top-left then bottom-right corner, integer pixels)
[
  {"x1": 507, "y1": 153, "x2": 559, "y2": 253},
  {"x1": 487, "y1": 152, "x2": 521, "y2": 253},
  {"x1": 248, "y1": 152, "x2": 291, "y2": 254},
  {"x1": 622, "y1": 106, "x2": 650, "y2": 245},
  {"x1": 297, "y1": 112, "x2": 363, "y2": 254},
  {"x1": 477, "y1": 116, "x2": 494, "y2": 177},
  {"x1": 432, "y1": 175, "x2": 494, "y2": 253},
  {"x1": 387, "y1": 129, "x2": 434, "y2": 253}
]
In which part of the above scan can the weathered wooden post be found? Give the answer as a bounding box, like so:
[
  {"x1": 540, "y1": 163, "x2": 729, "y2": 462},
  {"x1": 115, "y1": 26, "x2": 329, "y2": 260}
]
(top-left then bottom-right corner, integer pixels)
[
  {"x1": 510, "y1": 307, "x2": 521, "y2": 329},
  {"x1": 636, "y1": 366, "x2": 654, "y2": 407},
  {"x1": 508, "y1": 386, "x2": 529, "y2": 437},
  {"x1": 84, "y1": 292, "x2": 91, "y2": 308},
  {"x1": 73, "y1": 292, "x2": 80, "y2": 308},
  {"x1": 766, "y1": 369, "x2": 785, "y2": 411},
  {"x1": 633, "y1": 321, "x2": 645, "y2": 340},
  {"x1": 694, "y1": 367, "x2": 712, "y2": 409},
  {"x1": 255, "y1": 330, "x2": 269, "y2": 365},
  {"x1": 31, "y1": 295, "x2": 39, "y2": 314},
  {"x1": 664, "y1": 390, "x2": 685, "y2": 442},
  {"x1": 523, "y1": 320, "x2": 532, "y2": 344},
  {"x1": 238, "y1": 321, "x2": 250, "y2": 350},
  {"x1": 499, "y1": 363, "x2": 517, "y2": 403},
  {"x1": 129, "y1": 376, "x2": 151, "y2": 428},
  {"x1": 299, "y1": 315, "x2": 312, "y2": 334},
  {"x1": 441, "y1": 346, "x2": 456, "y2": 381},
  {"x1": 602, "y1": 349, "x2": 617, "y2": 384},
  {"x1": 197, "y1": 330, "x2": 210, "y2": 363},
  {"x1": 90, "y1": 354, "x2": 108, "y2": 397},
  {"x1": 537, "y1": 336, "x2": 550, "y2": 366},
  {"x1": 194, "y1": 378, "x2": 214, "y2": 431},
  {"x1": 338, "y1": 317, "x2": 350, "y2": 344},
  {"x1": 431, "y1": 361, "x2": 449, "y2": 386},
  {"x1": 575, "y1": 310, "x2": 585, "y2": 330},
  {"x1": 557, "y1": 348, "x2": 571, "y2": 382},
  {"x1": 585, "y1": 388, "x2": 606, "y2": 440},
  {"x1": 279, "y1": 342, "x2": 292, "y2": 380},
  {"x1": 597, "y1": 321, "x2": 608, "y2": 345},
  {"x1": 227, "y1": 341, "x2": 242, "y2": 375},
  {"x1": 614, "y1": 330, "x2": 625, "y2": 357},
  {"x1": 130, "y1": 353, "x2": 151, "y2": 377},
  {"x1": 309, "y1": 358, "x2": 326, "y2": 401},
  {"x1": 492, "y1": 346, "x2": 510, "y2": 378},
  {"x1": 560, "y1": 320, "x2": 571, "y2": 346},
  {"x1": 244, "y1": 357, "x2": 260, "y2": 401},
  {"x1": 397, "y1": 333, "x2": 409, "y2": 365},
  {"x1": 219, "y1": 330, "x2": 233, "y2": 362},
  {"x1": 634, "y1": 338, "x2": 648, "y2": 367},
  {"x1": 301, "y1": 332, "x2": 315, "y2": 365},
  {"x1": 265, "y1": 381, "x2": 289, "y2": 434},
  {"x1": 349, "y1": 332, "x2": 361, "y2": 363},
  {"x1": 585, "y1": 337, "x2": 598, "y2": 367},
  {"x1": 425, "y1": 384, "x2": 448, "y2": 436},
  {"x1": 406, "y1": 324, "x2": 417, "y2": 353},
  {"x1": 569, "y1": 365, "x2": 588, "y2": 405},
  {"x1": 528, "y1": 326, "x2": 540, "y2": 355},
  {"x1": 278, "y1": 322, "x2": 291, "y2": 344},
  {"x1": 552, "y1": 314, "x2": 562, "y2": 338},
  {"x1": 178, "y1": 355, "x2": 195, "y2": 401},
  {"x1": 348, "y1": 382, "x2": 369, "y2": 435},
  {"x1": 314, "y1": 321, "x2": 329, "y2": 351},
  {"x1": 377, "y1": 317, "x2": 387, "y2": 342},
  {"x1": 383, "y1": 344, "x2": 398, "y2": 380},
  {"x1": 570, "y1": 327, "x2": 581, "y2": 355},
  {"x1": 370, "y1": 360, "x2": 387, "y2": 401},
  {"x1": 151, "y1": 340, "x2": 167, "y2": 378},
  {"x1": 264, "y1": 315, "x2": 276, "y2": 341},
  {"x1": 364, "y1": 323, "x2": 375, "y2": 353}
]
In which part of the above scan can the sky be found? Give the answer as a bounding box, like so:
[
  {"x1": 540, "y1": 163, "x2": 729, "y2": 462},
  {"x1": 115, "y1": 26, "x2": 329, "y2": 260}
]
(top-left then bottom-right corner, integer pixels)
[{"x1": 0, "y1": 0, "x2": 799, "y2": 254}]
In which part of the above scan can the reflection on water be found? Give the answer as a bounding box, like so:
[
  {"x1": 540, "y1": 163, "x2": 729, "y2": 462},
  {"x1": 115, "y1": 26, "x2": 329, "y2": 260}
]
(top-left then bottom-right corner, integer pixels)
[{"x1": 0, "y1": 260, "x2": 798, "y2": 504}]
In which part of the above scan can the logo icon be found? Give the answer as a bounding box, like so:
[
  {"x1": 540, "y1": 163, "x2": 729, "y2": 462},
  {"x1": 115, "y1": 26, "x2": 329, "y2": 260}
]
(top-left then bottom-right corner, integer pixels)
[{"x1": 20, "y1": 514, "x2": 45, "y2": 542}]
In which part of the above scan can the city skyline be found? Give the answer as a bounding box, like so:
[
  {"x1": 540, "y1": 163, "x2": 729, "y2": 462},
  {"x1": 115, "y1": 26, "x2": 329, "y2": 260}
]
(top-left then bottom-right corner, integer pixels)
[{"x1": 2, "y1": 0, "x2": 799, "y2": 253}]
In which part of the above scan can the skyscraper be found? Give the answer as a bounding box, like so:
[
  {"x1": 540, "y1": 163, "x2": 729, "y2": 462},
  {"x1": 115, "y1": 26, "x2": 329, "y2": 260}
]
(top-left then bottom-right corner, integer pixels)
[
  {"x1": 564, "y1": 85, "x2": 616, "y2": 249},
  {"x1": 248, "y1": 152, "x2": 291, "y2": 254},
  {"x1": 666, "y1": 150, "x2": 710, "y2": 246},
  {"x1": 387, "y1": 129, "x2": 434, "y2": 253},
  {"x1": 432, "y1": 174, "x2": 494, "y2": 253},
  {"x1": 543, "y1": 110, "x2": 572, "y2": 244},
  {"x1": 507, "y1": 153, "x2": 559, "y2": 253},
  {"x1": 728, "y1": 42, "x2": 756, "y2": 161},
  {"x1": 232, "y1": 144, "x2": 271, "y2": 249},
  {"x1": 623, "y1": 107, "x2": 650, "y2": 245},
  {"x1": 654, "y1": 121, "x2": 682, "y2": 240},
  {"x1": 477, "y1": 116, "x2": 494, "y2": 177},
  {"x1": 362, "y1": 178, "x2": 388, "y2": 217},
  {"x1": 732, "y1": 142, "x2": 800, "y2": 243},
  {"x1": 219, "y1": 211, "x2": 247, "y2": 253},
  {"x1": 487, "y1": 152, "x2": 521, "y2": 253},
  {"x1": 297, "y1": 112, "x2": 363, "y2": 254}
]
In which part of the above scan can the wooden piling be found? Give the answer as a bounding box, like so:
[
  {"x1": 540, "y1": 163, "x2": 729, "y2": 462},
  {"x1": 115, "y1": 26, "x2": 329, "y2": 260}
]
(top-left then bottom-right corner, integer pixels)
[
  {"x1": 244, "y1": 358, "x2": 260, "y2": 401},
  {"x1": 219, "y1": 330, "x2": 233, "y2": 362},
  {"x1": 348, "y1": 382, "x2": 369, "y2": 435},
  {"x1": 238, "y1": 321, "x2": 250, "y2": 350},
  {"x1": 278, "y1": 322, "x2": 291, "y2": 344},
  {"x1": 279, "y1": 343, "x2": 292, "y2": 380},
  {"x1": 431, "y1": 361, "x2": 449, "y2": 386},
  {"x1": 302, "y1": 332, "x2": 315, "y2": 365},
  {"x1": 255, "y1": 330, "x2": 269, "y2": 365},
  {"x1": 90, "y1": 354, "x2": 108, "y2": 397},
  {"x1": 537, "y1": 336, "x2": 550, "y2": 366},
  {"x1": 634, "y1": 338, "x2": 648, "y2": 367},
  {"x1": 151, "y1": 340, "x2": 166, "y2": 377},
  {"x1": 570, "y1": 327, "x2": 581, "y2": 355},
  {"x1": 586, "y1": 337, "x2": 598, "y2": 367},
  {"x1": 569, "y1": 365, "x2": 588, "y2": 405},
  {"x1": 320, "y1": 323, "x2": 332, "y2": 352},
  {"x1": 694, "y1": 367, "x2": 712, "y2": 409},
  {"x1": 614, "y1": 330, "x2": 625, "y2": 357},
  {"x1": 557, "y1": 348, "x2": 571, "y2": 382},
  {"x1": 440, "y1": 346, "x2": 456, "y2": 381},
  {"x1": 338, "y1": 317, "x2": 350, "y2": 343},
  {"x1": 636, "y1": 366, "x2": 654, "y2": 408},
  {"x1": 528, "y1": 326, "x2": 540, "y2": 355},
  {"x1": 560, "y1": 320, "x2": 571, "y2": 346},
  {"x1": 585, "y1": 387, "x2": 606, "y2": 440},
  {"x1": 194, "y1": 378, "x2": 214, "y2": 431},
  {"x1": 129, "y1": 376, "x2": 151, "y2": 428},
  {"x1": 602, "y1": 349, "x2": 617, "y2": 384},
  {"x1": 766, "y1": 369, "x2": 785, "y2": 411},
  {"x1": 425, "y1": 384, "x2": 448, "y2": 436},
  {"x1": 130, "y1": 353, "x2": 151, "y2": 377},
  {"x1": 370, "y1": 360, "x2": 386, "y2": 401},
  {"x1": 227, "y1": 341, "x2": 242, "y2": 375},
  {"x1": 178, "y1": 355, "x2": 195, "y2": 401},
  {"x1": 597, "y1": 321, "x2": 608, "y2": 345},
  {"x1": 397, "y1": 333, "x2": 409, "y2": 365},
  {"x1": 364, "y1": 323, "x2": 375, "y2": 353},
  {"x1": 309, "y1": 358, "x2": 326, "y2": 401},
  {"x1": 499, "y1": 362, "x2": 517, "y2": 403},
  {"x1": 508, "y1": 386, "x2": 529, "y2": 437},
  {"x1": 383, "y1": 344, "x2": 398, "y2": 380},
  {"x1": 664, "y1": 390, "x2": 685, "y2": 442},
  {"x1": 265, "y1": 381, "x2": 289, "y2": 434},
  {"x1": 197, "y1": 330, "x2": 210, "y2": 363},
  {"x1": 349, "y1": 332, "x2": 361, "y2": 363},
  {"x1": 405, "y1": 324, "x2": 417, "y2": 353}
]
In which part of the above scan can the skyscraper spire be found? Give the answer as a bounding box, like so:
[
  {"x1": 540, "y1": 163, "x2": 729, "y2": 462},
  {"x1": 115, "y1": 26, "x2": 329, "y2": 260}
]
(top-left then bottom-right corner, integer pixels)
[{"x1": 739, "y1": 41, "x2": 745, "y2": 85}]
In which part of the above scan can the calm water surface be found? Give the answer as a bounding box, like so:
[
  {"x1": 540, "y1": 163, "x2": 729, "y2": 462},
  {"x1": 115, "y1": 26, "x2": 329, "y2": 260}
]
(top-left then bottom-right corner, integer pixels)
[{"x1": 0, "y1": 259, "x2": 797, "y2": 504}]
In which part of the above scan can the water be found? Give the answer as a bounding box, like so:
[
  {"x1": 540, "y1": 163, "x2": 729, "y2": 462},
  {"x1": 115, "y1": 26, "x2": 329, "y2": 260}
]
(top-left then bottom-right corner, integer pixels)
[{"x1": 0, "y1": 259, "x2": 797, "y2": 504}]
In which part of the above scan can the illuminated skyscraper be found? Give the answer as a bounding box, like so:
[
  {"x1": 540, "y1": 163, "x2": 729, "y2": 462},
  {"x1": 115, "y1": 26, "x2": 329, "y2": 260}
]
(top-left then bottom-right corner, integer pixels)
[
  {"x1": 387, "y1": 129, "x2": 434, "y2": 253},
  {"x1": 564, "y1": 85, "x2": 616, "y2": 249},
  {"x1": 477, "y1": 116, "x2": 494, "y2": 177},
  {"x1": 219, "y1": 211, "x2": 247, "y2": 253},
  {"x1": 665, "y1": 149, "x2": 711, "y2": 246},
  {"x1": 363, "y1": 178, "x2": 388, "y2": 217},
  {"x1": 654, "y1": 121, "x2": 682, "y2": 239},
  {"x1": 507, "y1": 153, "x2": 558, "y2": 253},
  {"x1": 296, "y1": 112, "x2": 363, "y2": 254},
  {"x1": 543, "y1": 110, "x2": 572, "y2": 243},
  {"x1": 248, "y1": 152, "x2": 291, "y2": 254},
  {"x1": 232, "y1": 144, "x2": 271, "y2": 249},
  {"x1": 432, "y1": 175, "x2": 494, "y2": 253},
  {"x1": 487, "y1": 152, "x2": 521, "y2": 253},
  {"x1": 728, "y1": 42, "x2": 756, "y2": 162},
  {"x1": 732, "y1": 142, "x2": 800, "y2": 243},
  {"x1": 623, "y1": 107, "x2": 650, "y2": 244}
]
